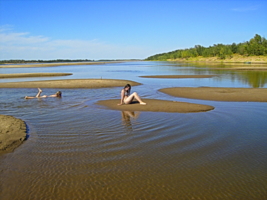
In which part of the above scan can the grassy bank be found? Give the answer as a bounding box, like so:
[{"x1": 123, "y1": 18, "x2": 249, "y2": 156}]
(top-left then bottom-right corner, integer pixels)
[{"x1": 167, "y1": 55, "x2": 267, "y2": 64}]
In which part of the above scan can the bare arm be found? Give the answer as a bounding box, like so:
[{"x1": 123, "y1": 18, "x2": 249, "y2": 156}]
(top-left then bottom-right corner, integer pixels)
[
  {"x1": 48, "y1": 94, "x2": 57, "y2": 97},
  {"x1": 118, "y1": 89, "x2": 125, "y2": 105}
]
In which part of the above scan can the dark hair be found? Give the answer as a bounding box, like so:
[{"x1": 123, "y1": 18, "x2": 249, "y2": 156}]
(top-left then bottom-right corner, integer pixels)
[
  {"x1": 124, "y1": 84, "x2": 131, "y2": 94},
  {"x1": 124, "y1": 84, "x2": 131, "y2": 89},
  {"x1": 56, "y1": 91, "x2": 62, "y2": 97}
]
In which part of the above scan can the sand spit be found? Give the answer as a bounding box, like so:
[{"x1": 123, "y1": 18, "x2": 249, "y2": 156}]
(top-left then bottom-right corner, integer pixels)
[
  {"x1": 0, "y1": 73, "x2": 72, "y2": 79},
  {"x1": 96, "y1": 99, "x2": 214, "y2": 113},
  {"x1": 140, "y1": 75, "x2": 216, "y2": 78},
  {"x1": 0, "y1": 61, "x2": 119, "y2": 68},
  {"x1": 168, "y1": 55, "x2": 267, "y2": 64},
  {"x1": 210, "y1": 67, "x2": 267, "y2": 71},
  {"x1": 0, "y1": 79, "x2": 141, "y2": 88},
  {"x1": 159, "y1": 87, "x2": 267, "y2": 102},
  {"x1": 0, "y1": 115, "x2": 27, "y2": 154}
]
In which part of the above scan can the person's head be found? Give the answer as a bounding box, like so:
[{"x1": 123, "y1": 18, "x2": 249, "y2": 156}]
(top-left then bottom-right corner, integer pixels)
[
  {"x1": 56, "y1": 91, "x2": 62, "y2": 97},
  {"x1": 124, "y1": 84, "x2": 131, "y2": 92}
]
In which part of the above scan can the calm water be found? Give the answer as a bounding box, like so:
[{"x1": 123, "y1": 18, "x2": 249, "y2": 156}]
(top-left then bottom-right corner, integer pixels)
[{"x1": 0, "y1": 61, "x2": 267, "y2": 200}]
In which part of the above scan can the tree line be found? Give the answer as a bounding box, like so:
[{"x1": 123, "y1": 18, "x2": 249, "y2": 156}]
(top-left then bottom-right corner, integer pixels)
[
  {"x1": 0, "y1": 59, "x2": 141, "y2": 64},
  {"x1": 0, "y1": 59, "x2": 94, "y2": 64},
  {"x1": 146, "y1": 34, "x2": 267, "y2": 60}
]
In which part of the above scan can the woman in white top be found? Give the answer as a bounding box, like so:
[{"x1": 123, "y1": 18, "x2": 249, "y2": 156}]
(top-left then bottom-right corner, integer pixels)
[{"x1": 118, "y1": 84, "x2": 146, "y2": 105}]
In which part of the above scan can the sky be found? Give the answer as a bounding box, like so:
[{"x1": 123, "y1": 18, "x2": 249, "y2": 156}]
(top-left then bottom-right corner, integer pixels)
[{"x1": 0, "y1": 0, "x2": 266, "y2": 60}]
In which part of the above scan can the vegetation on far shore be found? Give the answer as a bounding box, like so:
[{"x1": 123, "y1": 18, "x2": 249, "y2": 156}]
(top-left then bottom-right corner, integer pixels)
[
  {"x1": 0, "y1": 59, "x2": 141, "y2": 65},
  {"x1": 0, "y1": 59, "x2": 94, "y2": 65},
  {"x1": 146, "y1": 34, "x2": 267, "y2": 63}
]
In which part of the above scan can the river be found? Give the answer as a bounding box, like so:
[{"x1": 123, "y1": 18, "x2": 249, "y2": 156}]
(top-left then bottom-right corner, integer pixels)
[{"x1": 0, "y1": 61, "x2": 267, "y2": 199}]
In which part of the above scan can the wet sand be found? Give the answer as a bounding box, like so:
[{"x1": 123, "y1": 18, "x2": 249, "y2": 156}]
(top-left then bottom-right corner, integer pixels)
[
  {"x1": 140, "y1": 75, "x2": 216, "y2": 78},
  {"x1": 96, "y1": 99, "x2": 214, "y2": 113},
  {"x1": 210, "y1": 67, "x2": 267, "y2": 71},
  {"x1": 204, "y1": 65, "x2": 267, "y2": 71},
  {"x1": 0, "y1": 73, "x2": 72, "y2": 78},
  {"x1": 160, "y1": 87, "x2": 267, "y2": 102},
  {"x1": 0, "y1": 61, "x2": 118, "y2": 68},
  {"x1": 0, "y1": 115, "x2": 27, "y2": 154},
  {"x1": 0, "y1": 79, "x2": 141, "y2": 88}
]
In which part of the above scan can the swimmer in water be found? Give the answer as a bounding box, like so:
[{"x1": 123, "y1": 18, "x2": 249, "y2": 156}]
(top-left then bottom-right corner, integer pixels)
[{"x1": 25, "y1": 88, "x2": 62, "y2": 99}]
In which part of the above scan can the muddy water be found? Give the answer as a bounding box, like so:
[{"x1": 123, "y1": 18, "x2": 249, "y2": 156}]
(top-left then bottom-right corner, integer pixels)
[{"x1": 0, "y1": 61, "x2": 267, "y2": 199}]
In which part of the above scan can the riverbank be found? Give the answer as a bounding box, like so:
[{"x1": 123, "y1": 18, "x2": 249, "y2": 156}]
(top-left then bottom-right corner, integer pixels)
[
  {"x1": 160, "y1": 87, "x2": 267, "y2": 102},
  {"x1": 0, "y1": 115, "x2": 27, "y2": 154},
  {"x1": 0, "y1": 79, "x2": 141, "y2": 88},
  {"x1": 139, "y1": 75, "x2": 217, "y2": 78},
  {"x1": 0, "y1": 61, "x2": 121, "y2": 68},
  {"x1": 0, "y1": 73, "x2": 72, "y2": 78},
  {"x1": 168, "y1": 55, "x2": 267, "y2": 65},
  {"x1": 97, "y1": 99, "x2": 214, "y2": 113}
]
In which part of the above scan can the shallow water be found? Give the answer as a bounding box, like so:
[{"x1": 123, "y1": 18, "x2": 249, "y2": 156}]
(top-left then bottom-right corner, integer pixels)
[{"x1": 0, "y1": 61, "x2": 267, "y2": 199}]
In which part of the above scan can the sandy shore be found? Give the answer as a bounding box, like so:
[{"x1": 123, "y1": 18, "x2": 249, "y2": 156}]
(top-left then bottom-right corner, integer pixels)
[
  {"x1": 140, "y1": 75, "x2": 216, "y2": 78},
  {"x1": 0, "y1": 61, "x2": 119, "y2": 68},
  {"x1": 96, "y1": 99, "x2": 214, "y2": 113},
  {"x1": 160, "y1": 87, "x2": 267, "y2": 102},
  {"x1": 209, "y1": 66, "x2": 267, "y2": 71},
  {"x1": 168, "y1": 55, "x2": 267, "y2": 64},
  {"x1": 0, "y1": 115, "x2": 27, "y2": 154},
  {"x1": 0, "y1": 73, "x2": 72, "y2": 78},
  {"x1": 0, "y1": 79, "x2": 141, "y2": 88}
]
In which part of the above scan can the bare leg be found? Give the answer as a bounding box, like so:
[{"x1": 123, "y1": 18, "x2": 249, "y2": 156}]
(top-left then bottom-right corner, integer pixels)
[
  {"x1": 35, "y1": 88, "x2": 42, "y2": 98},
  {"x1": 25, "y1": 88, "x2": 47, "y2": 99},
  {"x1": 124, "y1": 92, "x2": 146, "y2": 105},
  {"x1": 25, "y1": 96, "x2": 35, "y2": 99}
]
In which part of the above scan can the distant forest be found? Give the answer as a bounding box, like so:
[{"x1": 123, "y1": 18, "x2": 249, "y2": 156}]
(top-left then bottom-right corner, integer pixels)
[
  {"x1": 0, "y1": 59, "x2": 94, "y2": 64},
  {"x1": 146, "y1": 34, "x2": 267, "y2": 60},
  {"x1": 0, "y1": 59, "x2": 140, "y2": 64}
]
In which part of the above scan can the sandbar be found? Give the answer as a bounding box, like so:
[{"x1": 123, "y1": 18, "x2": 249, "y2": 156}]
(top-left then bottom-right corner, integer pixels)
[
  {"x1": 168, "y1": 55, "x2": 267, "y2": 64},
  {"x1": 159, "y1": 87, "x2": 267, "y2": 102},
  {"x1": 96, "y1": 99, "x2": 214, "y2": 113},
  {"x1": 0, "y1": 115, "x2": 27, "y2": 154},
  {"x1": 0, "y1": 61, "x2": 118, "y2": 68},
  {"x1": 0, "y1": 73, "x2": 72, "y2": 79},
  {"x1": 0, "y1": 79, "x2": 141, "y2": 88},
  {"x1": 210, "y1": 66, "x2": 267, "y2": 71},
  {"x1": 140, "y1": 75, "x2": 216, "y2": 78}
]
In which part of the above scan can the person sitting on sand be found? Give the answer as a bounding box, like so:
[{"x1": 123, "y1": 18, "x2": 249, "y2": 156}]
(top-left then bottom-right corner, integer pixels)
[
  {"x1": 118, "y1": 84, "x2": 146, "y2": 105},
  {"x1": 25, "y1": 88, "x2": 62, "y2": 99}
]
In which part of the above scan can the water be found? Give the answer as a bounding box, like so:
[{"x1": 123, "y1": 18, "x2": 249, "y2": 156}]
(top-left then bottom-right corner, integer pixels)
[{"x1": 0, "y1": 61, "x2": 267, "y2": 199}]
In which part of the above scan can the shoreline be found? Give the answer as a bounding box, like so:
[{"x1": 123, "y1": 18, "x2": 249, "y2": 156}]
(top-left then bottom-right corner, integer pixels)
[
  {"x1": 159, "y1": 87, "x2": 267, "y2": 102},
  {"x1": 0, "y1": 73, "x2": 72, "y2": 78},
  {"x1": 140, "y1": 75, "x2": 217, "y2": 78},
  {"x1": 96, "y1": 99, "x2": 214, "y2": 113},
  {"x1": 167, "y1": 55, "x2": 267, "y2": 64},
  {"x1": 0, "y1": 61, "x2": 121, "y2": 68},
  {"x1": 0, "y1": 79, "x2": 141, "y2": 88},
  {"x1": 0, "y1": 115, "x2": 27, "y2": 154}
]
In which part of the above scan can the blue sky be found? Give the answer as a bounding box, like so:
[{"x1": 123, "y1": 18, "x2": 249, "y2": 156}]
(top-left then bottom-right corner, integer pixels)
[{"x1": 0, "y1": 0, "x2": 266, "y2": 60}]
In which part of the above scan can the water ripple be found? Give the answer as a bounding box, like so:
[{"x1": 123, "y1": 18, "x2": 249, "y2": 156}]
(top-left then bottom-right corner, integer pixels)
[{"x1": 1, "y1": 62, "x2": 267, "y2": 200}]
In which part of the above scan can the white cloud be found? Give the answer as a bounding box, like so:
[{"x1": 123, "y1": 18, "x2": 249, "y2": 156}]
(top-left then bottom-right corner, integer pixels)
[
  {"x1": 231, "y1": 5, "x2": 259, "y2": 12},
  {"x1": 0, "y1": 32, "x2": 49, "y2": 45},
  {"x1": 0, "y1": 26, "x2": 151, "y2": 60}
]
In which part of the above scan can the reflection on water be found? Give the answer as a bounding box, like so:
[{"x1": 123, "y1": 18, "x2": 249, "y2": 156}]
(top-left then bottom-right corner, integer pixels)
[
  {"x1": 236, "y1": 71, "x2": 267, "y2": 88},
  {"x1": 1, "y1": 61, "x2": 267, "y2": 88},
  {"x1": 0, "y1": 61, "x2": 267, "y2": 200},
  {"x1": 164, "y1": 61, "x2": 267, "y2": 88},
  {"x1": 121, "y1": 111, "x2": 140, "y2": 133}
]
